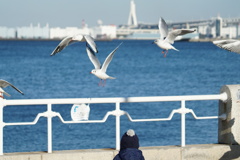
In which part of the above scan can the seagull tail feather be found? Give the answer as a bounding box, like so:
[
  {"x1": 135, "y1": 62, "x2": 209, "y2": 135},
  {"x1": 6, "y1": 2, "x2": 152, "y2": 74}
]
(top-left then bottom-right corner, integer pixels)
[
  {"x1": 108, "y1": 76, "x2": 116, "y2": 79},
  {"x1": 172, "y1": 47, "x2": 179, "y2": 52}
]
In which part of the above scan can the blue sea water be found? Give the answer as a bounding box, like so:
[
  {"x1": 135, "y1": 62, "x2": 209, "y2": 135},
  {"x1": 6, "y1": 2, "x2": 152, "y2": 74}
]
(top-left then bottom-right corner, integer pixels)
[{"x1": 0, "y1": 39, "x2": 240, "y2": 153}]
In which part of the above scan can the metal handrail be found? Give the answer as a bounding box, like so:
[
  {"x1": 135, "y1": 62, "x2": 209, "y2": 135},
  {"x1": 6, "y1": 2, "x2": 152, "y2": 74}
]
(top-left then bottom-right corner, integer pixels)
[
  {"x1": 2, "y1": 93, "x2": 228, "y2": 105},
  {"x1": 0, "y1": 92, "x2": 228, "y2": 155}
]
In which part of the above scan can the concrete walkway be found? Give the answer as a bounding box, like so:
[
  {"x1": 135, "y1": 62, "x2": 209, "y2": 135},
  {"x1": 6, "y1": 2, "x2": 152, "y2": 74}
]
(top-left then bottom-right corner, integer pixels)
[{"x1": 1, "y1": 144, "x2": 240, "y2": 160}]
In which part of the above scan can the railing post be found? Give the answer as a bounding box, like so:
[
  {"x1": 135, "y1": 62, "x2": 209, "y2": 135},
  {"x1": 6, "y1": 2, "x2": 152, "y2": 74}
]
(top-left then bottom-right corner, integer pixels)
[
  {"x1": 47, "y1": 104, "x2": 53, "y2": 153},
  {"x1": 115, "y1": 102, "x2": 121, "y2": 151},
  {"x1": 219, "y1": 85, "x2": 240, "y2": 144},
  {"x1": 0, "y1": 93, "x2": 4, "y2": 155},
  {"x1": 181, "y1": 100, "x2": 186, "y2": 147}
]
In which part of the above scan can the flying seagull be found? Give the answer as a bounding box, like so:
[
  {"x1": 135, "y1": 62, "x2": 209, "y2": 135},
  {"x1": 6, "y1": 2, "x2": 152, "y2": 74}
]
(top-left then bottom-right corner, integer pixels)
[
  {"x1": 0, "y1": 80, "x2": 24, "y2": 98},
  {"x1": 51, "y1": 34, "x2": 98, "y2": 56},
  {"x1": 153, "y1": 17, "x2": 196, "y2": 57},
  {"x1": 213, "y1": 39, "x2": 240, "y2": 54},
  {"x1": 86, "y1": 43, "x2": 122, "y2": 86}
]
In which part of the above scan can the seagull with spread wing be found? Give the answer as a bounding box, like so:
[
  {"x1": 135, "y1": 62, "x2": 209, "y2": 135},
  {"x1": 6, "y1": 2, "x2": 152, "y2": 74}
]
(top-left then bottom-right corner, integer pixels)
[
  {"x1": 213, "y1": 39, "x2": 240, "y2": 54},
  {"x1": 86, "y1": 43, "x2": 122, "y2": 86},
  {"x1": 153, "y1": 17, "x2": 196, "y2": 57},
  {"x1": 51, "y1": 34, "x2": 98, "y2": 56},
  {"x1": 0, "y1": 80, "x2": 24, "y2": 98}
]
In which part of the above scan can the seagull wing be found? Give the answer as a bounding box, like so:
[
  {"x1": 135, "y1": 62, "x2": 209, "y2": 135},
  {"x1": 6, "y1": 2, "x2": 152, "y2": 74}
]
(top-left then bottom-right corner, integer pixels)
[
  {"x1": 221, "y1": 41, "x2": 240, "y2": 54},
  {"x1": 158, "y1": 17, "x2": 168, "y2": 39},
  {"x1": 0, "y1": 80, "x2": 24, "y2": 96},
  {"x1": 86, "y1": 45, "x2": 101, "y2": 69},
  {"x1": 101, "y1": 42, "x2": 122, "y2": 73},
  {"x1": 50, "y1": 36, "x2": 73, "y2": 56},
  {"x1": 84, "y1": 35, "x2": 98, "y2": 53},
  {"x1": 165, "y1": 29, "x2": 196, "y2": 44},
  {"x1": 213, "y1": 39, "x2": 238, "y2": 48}
]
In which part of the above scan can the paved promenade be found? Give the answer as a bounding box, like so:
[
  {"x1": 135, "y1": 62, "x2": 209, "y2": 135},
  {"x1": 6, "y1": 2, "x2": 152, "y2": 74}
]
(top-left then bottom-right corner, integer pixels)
[{"x1": 1, "y1": 144, "x2": 240, "y2": 160}]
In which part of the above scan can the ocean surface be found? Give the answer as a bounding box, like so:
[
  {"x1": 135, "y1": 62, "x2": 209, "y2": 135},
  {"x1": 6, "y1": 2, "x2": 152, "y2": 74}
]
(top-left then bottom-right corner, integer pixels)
[{"x1": 0, "y1": 39, "x2": 239, "y2": 153}]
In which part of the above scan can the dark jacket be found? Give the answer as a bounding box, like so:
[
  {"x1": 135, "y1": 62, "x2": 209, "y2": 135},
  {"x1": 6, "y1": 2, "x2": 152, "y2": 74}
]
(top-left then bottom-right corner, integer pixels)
[{"x1": 113, "y1": 148, "x2": 145, "y2": 160}]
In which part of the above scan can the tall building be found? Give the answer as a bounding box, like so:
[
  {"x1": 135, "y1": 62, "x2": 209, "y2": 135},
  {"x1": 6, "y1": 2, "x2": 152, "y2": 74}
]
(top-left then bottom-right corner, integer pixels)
[
  {"x1": 127, "y1": 0, "x2": 138, "y2": 27},
  {"x1": 215, "y1": 16, "x2": 222, "y2": 37}
]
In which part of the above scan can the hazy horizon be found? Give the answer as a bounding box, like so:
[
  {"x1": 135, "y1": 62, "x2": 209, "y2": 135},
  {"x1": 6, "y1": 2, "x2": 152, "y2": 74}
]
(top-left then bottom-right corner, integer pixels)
[{"x1": 1, "y1": 0, "x2": 239, "y2": 28}]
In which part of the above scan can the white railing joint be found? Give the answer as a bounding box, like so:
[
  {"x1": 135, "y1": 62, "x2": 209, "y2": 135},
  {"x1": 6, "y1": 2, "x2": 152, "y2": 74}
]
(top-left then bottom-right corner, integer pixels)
[
  {"x1": 220, "y1": 92, "x2": 228, "y2": 102},
  {"x1": 110, "y1": 110, "x2": 126, "y2": 117},
  {"x1": 175, "y1": 107, "x2": 192, "y2": 114},
  {"x1": 41, "y1": 111, "x2": 59, "y2": 118}
]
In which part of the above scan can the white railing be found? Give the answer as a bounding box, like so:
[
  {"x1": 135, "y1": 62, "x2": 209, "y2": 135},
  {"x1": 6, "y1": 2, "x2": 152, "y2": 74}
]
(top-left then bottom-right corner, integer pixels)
[{"x1": 0, "y1": 93, "x2": 228, "y2": 155}]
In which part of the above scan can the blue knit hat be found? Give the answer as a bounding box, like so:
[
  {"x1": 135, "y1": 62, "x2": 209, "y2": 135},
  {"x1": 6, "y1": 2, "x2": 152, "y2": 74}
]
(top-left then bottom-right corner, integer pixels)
[{"x1": 120, "y1": 129, "x2": 139, "y2": 150}]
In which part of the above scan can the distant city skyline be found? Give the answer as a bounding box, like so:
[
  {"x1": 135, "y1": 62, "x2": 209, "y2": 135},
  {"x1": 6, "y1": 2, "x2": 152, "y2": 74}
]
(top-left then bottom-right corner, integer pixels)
[{"x1": 1, "y1": 0, "x2": 240, "y2": 28}]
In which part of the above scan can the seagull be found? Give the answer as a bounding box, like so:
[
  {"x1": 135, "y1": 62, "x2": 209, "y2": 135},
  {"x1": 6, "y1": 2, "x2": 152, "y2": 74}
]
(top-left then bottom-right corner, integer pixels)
[
  {"x1": 86, "y1": 43, "x2": 122, "y2": 86},
  {"x1": 50, "y1": 34, "x2": 98, "y2": 56},
  {"x1": 153, "y1": 17, "x2": 196, "y2": 57},
  {"x1": 213, "y1": 39, "x2": 240, "y2": 54},
  {"x1": 0, "y1": 80, "x2": 24, "y2": 98}
]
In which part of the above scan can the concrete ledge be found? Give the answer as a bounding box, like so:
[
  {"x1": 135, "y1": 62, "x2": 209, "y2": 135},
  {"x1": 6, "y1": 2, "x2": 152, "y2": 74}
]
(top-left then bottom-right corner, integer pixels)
[{"x1": 0, "y1": 144, "x2": 240, "y2": 160}]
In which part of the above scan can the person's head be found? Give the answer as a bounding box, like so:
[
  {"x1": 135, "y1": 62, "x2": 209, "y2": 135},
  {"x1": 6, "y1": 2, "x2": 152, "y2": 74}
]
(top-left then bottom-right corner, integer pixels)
[{"x1": 120, "y1": 129, "x2": 139, "y2": 150}]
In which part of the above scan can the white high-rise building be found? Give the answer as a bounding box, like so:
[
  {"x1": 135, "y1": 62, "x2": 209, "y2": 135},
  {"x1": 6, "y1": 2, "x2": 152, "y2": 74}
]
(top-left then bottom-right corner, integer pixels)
[{"x1": 128, "y1": 0, "x2": 138, "y2": 27}]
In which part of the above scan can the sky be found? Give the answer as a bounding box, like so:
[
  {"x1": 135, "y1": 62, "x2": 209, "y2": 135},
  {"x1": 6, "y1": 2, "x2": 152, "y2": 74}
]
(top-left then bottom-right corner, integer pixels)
[{"x1": 0, "y1": 0, "x2": 240, "y2": 28}]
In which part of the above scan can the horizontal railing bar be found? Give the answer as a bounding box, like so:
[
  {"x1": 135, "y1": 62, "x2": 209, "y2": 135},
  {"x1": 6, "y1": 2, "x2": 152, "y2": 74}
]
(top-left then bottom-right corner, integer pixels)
[
  {"x1": 3, "y1": 93, "x2": 227, "y2": 106},
  {"x1": 4, "y1": 113, "x2": 43, "y2": 126},
  {"x1": 123, "y1": 109, "x2": 222, "y2": 122},
  {"x1": 56, "y1": 112, "x2": 112, "y2": 124},
  {"x1": 189, "y1": 110, "x2": 226, "y2": 120},
  {"x1": 189, "y1": 110, "x2": 218, "y2": 119},
  {"x1": 4, "y1": 107, "x2": 224, "y2": 126},
  {"x1": 124, "y1": 110, "x2": 177, "y2": 122},
  {"x1": 4, "y1": 111, "x2": 115, "y2": 126}
]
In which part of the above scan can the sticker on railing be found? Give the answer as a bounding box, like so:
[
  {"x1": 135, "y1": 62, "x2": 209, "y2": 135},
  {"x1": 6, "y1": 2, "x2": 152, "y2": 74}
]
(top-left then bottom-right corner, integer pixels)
[{"x1": 71, "y1": 104, "x2": 90, "y2": 121}]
